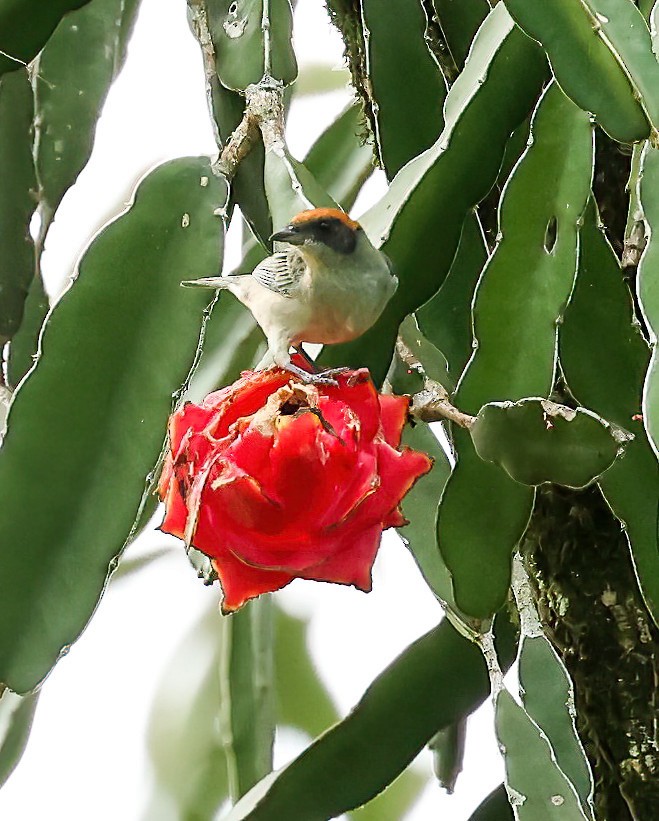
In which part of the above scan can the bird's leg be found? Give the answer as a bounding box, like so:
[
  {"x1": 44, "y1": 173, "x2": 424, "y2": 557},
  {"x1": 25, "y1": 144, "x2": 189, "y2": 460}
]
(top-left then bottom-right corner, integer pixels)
[
  {"x1": 315, "y1": 366, "x2": 352, "y2": 377},
  {"x1": 293, "y1": 345, "x2": 317, "y2": 370},
  {"x1": 272, "y1": 346, "x2": 339, "y2": 386},
  {"x1": 263, "y1": 333, "x2": 349, "y2": 385},
  {"x1": 292, "y1": 346, "x2": 350, "y2": 382},
  {"x1": 283, "y1": 360, "x2": 341, "y2": 386}
]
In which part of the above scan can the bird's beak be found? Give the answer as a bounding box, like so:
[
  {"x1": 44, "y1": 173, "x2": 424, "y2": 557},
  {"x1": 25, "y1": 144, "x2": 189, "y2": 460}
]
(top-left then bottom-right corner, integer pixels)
[
  {"x1": 180, "y1": 277, "x2": 223, "y2": 288},
  {"x1": 270, "y1": 224, "x2": 306, "y2": 246}
]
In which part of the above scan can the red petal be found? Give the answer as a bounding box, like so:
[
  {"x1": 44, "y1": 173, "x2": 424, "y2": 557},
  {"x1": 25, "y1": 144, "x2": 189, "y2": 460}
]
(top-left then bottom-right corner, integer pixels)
[
  {"x1": 267, "y1": 414, "x2": 331, "y2": 524},
  {"x1": 178, "y1": 429, "x2": 217, "y2": 473},
  {"x1": 342, "y1": 444, "x2": 433, "y2": 528},
  {"x1": 159, "y1": 474, "x2": 188, "y2": 539},
  {"x1": 157, "y1": 452, "x2": 174, "y2": 500},
  {"x1": 267, "y1": 411, "x2": 375, "y2": 528},
  {"x1": 204, "y1": 369, "x2": 291, "y2": 439},
  {"x1": 221, "y1": 502, "x2": 385, "y2": 576},
  {"x1": 225, "y1": 539, "x2": 334, "y2": 572},
  {"x1": 313, "y1": 400, "x2": 360, "y2": 449},
  {"x1": 384, "y1": 507, "x2": 408, "y2": 528},
  {"x1": 169, "y1": 401, "x2": 214, "y2": 454},
  {"x1": 223, "y1": 425, "x2": 276, "y2": 494},
  {"x1": 202, "y1": 463, "x2": 283, "y2": 538},
  {"x1": 211, "y1": 551, "x2": 295, "y2": 612},
  {"x1": 180, "y1": 454, "x2": 221, "y2": 546},
  {"x1": 378, "y1": 394, "x2": 410, "y2": 448},
  {"x1": 323, "y1": 370, "x2": 381, "y2": 442},
  {"x1": 299, "y1": 522, "x2": 383, "y2": 591},
  {"x1": 199, "y1": 455, "x2": 375, "y2": 572}
]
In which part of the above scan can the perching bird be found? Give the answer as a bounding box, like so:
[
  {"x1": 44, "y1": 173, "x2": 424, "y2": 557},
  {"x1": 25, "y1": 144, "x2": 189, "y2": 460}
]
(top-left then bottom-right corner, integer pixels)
[{"x1": 182, "y1": 207, "x2": 398, "y2": 384}]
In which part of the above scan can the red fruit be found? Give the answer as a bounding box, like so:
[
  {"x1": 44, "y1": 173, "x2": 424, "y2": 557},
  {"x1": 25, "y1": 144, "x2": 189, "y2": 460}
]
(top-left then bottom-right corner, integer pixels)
[{"x1": 158, "y1": 366, "x2": 432, "y2": 612}]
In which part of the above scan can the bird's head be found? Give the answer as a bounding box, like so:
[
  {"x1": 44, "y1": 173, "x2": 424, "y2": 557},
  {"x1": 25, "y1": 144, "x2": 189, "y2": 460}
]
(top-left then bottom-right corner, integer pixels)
[{"x1": 270, "y1": 208, "x2": 362, "y2": 255}]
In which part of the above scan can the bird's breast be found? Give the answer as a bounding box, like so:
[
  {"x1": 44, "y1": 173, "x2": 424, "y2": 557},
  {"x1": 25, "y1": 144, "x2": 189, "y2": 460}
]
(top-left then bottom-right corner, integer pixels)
[{"x1": 300, "y1": 270, "x2": 395, "y2": 344}]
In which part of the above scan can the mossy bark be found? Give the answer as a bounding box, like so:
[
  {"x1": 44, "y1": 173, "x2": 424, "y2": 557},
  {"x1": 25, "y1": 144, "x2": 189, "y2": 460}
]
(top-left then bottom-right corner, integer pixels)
[
  {"x1": 323, "y1": 0, "x2": 376, "y2": 149},
  {"x1": 324, "y1": 0, "x2": 453, "y2": 164},
  {"x1": 523, "y1": 485, "x2": 659, "y2": 820}
]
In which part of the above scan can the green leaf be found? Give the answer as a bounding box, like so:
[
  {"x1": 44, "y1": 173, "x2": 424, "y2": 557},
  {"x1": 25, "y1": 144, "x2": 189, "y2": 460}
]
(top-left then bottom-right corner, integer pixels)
[
  {"x1": 207, "y1": 0, "x2": 297, "y2": 92},
  {"x1": 639, "y1": 144, "x2": 659, "y2": 457},
  {"x1": 624, "y1": 140, "x2": 644, "y2": 251},
  {"x1": 428, "y1": 718, "x2": 466, "y2": 793},
  {"x1": 495, "y1": 689, "x2": 589, "y2": 820},
  {"x1": 274, "y1": 606, "x2": 338, "y2": 738},
  {"x1": 349, "y1": 769, "x2": 426, "y2": 821},
  {"x1": 641, "y1": 0, "x2": 657, "y2": 22},
  {"x1": 34, "y1": 0, "x2": 142, "y2": 217},
  {"x1": 560, "y1": 200, "x2": 659, "y2": 626},
  {"x1": 225, "y1": 619, "x2": 492, "y2": 821},
  {"x1": 496, "y1": 116, "x2": 533, "y2": 194},
  {"x1": 438, "y1": 83, "x2": 594, "y2": 620},
  {"x1": 398, "y1": 423, "x2": 455, "y2": 609},
  {"x1": 220, "y1": 596, "x2": 275, "y2": 801},
  {"x1": 144, "y1": 606, "x2": 229, "y2": 820},
  {"x1": 6, "y1": 274, "x2": 49, "y2": 388},
  {"x1": 0, "y1": 0, "x2": 95, "y2": 76},
  {"x1": 416, "y1": 212, "x2": 488, "y2": 382},
  {"x1": 281, "y1": 605, "x2": 429, "y2": 821},
  {"x1": 7, "y1": 0, "x2": 142, "y2": 383},
  {"x1": 320, "y1": 4, "x2": 548, "y2": 383},
  {"x1": 6, "y1": 0, "x2": 142, "y2": 386},
  {"x1": 503, "y1": 0, "x2": 659, "y2": 143},
  {"x1": 518, "y1": 636, "x2": 594, "y2": 817},
  {"x1": 468, "y1": 784, "x2": 514, "y2": 821},
  {"x1": 387, "y1": 348, "x2": 424, "y2": 396},
  {"x1": 186, "y1": 291, "x2": 264, "y2": 401},
  {"x1": 470, "y1": 399, "x2": 627, "y2": 489},
  {"x1": 145, "y1": 602, "x2": 339, "y2": 820},
  {"x1": 438, "y1": 428, "x2": 534, "y2": 620},
  {"x1": 431, "y1": 0, "x2": 490, "y2": 72},
  {"x1": 0, "y1": 688, "x2": 40, "y2": 787},
  {"x1": 398, "y1": 314, "x2": 452, "y2": 389},
  {"x1": 360, "y1": 0, "x2": 446, "y2": 177},
  {"x1": 264, "y1": 147, "x2": 335, "y2": 230},
  {"x1": 502, "y1": 556, "x2": 594, "y2": 818},
  {"x1": 0, "y1": 158, "x2": 227, "y2": 693},
  {"x1": 457, "y1": 84, "x2": 593, "y2": 413},
  {"x1": 303, "y1": 103, "x2": 374, "y2": 211},
  {"x1": 146, "y1": 598, "x2": 425, "y2": 820},
  {"x1": 0, "y1": 68, "x2": 36, "y2": 344}
]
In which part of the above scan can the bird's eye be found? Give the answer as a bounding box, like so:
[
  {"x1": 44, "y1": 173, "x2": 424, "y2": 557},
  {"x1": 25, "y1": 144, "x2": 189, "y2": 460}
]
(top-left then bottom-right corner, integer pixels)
[{"x1": 318, "y1": 220, "x2": 329, "y2": 230}]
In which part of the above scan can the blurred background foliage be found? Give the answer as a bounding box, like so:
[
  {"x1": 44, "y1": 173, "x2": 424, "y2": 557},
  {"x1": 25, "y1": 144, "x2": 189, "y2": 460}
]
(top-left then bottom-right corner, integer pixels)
[{"x1": 2, "y1": 0, "x2": 659, "y2": 818}]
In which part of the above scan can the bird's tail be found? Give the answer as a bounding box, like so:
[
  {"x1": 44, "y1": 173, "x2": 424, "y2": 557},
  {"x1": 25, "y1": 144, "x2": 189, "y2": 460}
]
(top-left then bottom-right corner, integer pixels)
[{"x1": 180, "y1": 276, "x2": 233, "y2": 289}]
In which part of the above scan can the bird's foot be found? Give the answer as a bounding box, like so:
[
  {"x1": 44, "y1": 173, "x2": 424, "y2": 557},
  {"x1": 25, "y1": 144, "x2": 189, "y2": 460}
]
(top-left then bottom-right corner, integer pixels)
[
  {"x1": 316, "y1": 366, "x2": 352, "y2": 380},
  {"x1": 286, "y1": 348, "x2": 351, "y2": 385},
  {"x1": 284, "y1": 362, "x2": 349, "y2": 386}
]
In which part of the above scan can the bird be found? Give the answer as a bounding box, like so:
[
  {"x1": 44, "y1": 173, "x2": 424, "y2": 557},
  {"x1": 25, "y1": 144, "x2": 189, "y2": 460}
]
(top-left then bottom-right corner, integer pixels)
[{"x1": 182, "y1": 207, "x2": 398, "y2": 384}]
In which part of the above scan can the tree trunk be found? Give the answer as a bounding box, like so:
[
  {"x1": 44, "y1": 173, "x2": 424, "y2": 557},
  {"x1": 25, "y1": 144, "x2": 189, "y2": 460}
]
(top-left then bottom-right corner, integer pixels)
[{"x1": 524, "y1": 485, "x2": 659, "y2": 820}]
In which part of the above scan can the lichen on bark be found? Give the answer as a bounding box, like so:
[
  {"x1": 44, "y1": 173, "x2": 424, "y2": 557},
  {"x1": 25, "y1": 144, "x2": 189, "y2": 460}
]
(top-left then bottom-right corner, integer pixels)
[
  {"x1": 324, "y1": 0, "x2": 456, "y2": 163},
  {"x1": 323, "y1": 0, "x2": 376, "y2": 153},
  {"x1": 523, "y1": 484, "x2": 659, "y2": 820}
]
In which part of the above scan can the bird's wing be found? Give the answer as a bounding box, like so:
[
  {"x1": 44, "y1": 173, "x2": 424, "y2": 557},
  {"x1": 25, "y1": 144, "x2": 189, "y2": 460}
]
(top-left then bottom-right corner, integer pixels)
[{"x1": 251, "y1": 251, "x2": 305, "y2": 298}]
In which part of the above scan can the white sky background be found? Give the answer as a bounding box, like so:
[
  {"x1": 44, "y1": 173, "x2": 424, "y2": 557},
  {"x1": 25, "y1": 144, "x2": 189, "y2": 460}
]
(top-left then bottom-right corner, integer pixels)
[{"x1": 0, "y1": 1, "x2": 504, "y2": 818}]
